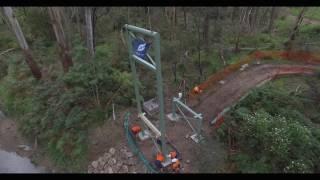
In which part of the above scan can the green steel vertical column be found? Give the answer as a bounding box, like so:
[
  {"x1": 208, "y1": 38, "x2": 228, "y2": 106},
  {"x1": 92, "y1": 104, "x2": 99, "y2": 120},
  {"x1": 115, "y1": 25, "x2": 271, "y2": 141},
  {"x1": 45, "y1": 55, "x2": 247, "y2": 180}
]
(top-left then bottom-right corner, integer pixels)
[
  {"x1": 154, "y1": 33, "x2": 167, "y2": 155},
  {"x1": 126, "y1": 30, "x2": 142, "y2": 113}
]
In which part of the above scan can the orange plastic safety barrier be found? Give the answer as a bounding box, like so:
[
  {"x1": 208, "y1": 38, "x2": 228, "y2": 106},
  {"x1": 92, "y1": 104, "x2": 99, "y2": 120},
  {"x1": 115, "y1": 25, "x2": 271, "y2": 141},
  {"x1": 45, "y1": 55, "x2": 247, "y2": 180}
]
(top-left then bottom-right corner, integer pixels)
[
  {"x1": 188, "y1": 50, "x2": 320, "y2": 99},
  {"x1": 131, "y1": 125, "x2": 142, "y2": 135},
  {"x1": 213, "y1": 116, "x2": 225, "y2": 129}
]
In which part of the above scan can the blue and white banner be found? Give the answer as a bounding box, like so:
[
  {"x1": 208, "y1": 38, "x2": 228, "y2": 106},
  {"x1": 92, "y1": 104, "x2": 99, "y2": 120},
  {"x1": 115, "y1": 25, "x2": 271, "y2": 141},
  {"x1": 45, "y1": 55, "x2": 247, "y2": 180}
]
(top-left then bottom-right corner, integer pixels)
[{"x1": 132, "y1": 39, "x2": 151, "y2": 59}]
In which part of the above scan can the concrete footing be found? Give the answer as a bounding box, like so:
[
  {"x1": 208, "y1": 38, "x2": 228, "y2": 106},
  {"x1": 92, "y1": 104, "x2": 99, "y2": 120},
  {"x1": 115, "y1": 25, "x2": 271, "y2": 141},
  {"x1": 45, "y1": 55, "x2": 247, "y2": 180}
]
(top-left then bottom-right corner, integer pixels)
[
  {"x1": 190, "y1": 134, "x2": 204, "y2": 143},
  {"x1": 138, "y1": 130, "x2": 151, "y2": 141},
  {"x1": 166, "y1": 113, "x2": 181, "y2": 122}
]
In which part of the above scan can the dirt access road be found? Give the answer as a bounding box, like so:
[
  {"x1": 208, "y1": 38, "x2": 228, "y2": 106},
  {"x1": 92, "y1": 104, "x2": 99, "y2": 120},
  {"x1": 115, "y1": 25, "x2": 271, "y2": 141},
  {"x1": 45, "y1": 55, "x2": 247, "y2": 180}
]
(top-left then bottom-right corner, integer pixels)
[{"x1": 190, "y1": 63, "x2": 317, "y2": 123}]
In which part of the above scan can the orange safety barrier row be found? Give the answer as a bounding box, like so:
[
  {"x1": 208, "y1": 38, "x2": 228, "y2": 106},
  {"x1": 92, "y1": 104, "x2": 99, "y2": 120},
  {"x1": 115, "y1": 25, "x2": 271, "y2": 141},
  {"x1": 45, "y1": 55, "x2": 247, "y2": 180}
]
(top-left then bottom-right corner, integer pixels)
[
  {"x1": 213, "y1": 116, "x2": 225, "y2": 129},
  {"x1": 188, "y1": 50, "x2": 320, "y2": 98}
]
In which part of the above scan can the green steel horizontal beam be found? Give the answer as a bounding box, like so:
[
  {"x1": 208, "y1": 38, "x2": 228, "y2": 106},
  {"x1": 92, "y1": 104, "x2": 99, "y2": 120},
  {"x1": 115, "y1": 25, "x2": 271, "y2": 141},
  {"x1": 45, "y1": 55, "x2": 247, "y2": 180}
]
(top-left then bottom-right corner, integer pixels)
[
  {"x1": 124, "y1": 24, "x2": 157, "y2": 37},
  {"x1": 132, "y1": 55, "x2": 156, "y2": 72}
]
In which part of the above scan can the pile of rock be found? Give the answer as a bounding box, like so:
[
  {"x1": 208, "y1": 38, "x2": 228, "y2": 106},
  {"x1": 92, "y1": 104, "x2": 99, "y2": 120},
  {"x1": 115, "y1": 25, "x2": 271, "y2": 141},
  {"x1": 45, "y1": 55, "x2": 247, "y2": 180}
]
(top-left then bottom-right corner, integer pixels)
[
  {"x1": 239, "y1": 63, "x2": 249, "y2": 71},
  {"x1": 88, "y1": 146, "x2": 143, "y2": 173}
]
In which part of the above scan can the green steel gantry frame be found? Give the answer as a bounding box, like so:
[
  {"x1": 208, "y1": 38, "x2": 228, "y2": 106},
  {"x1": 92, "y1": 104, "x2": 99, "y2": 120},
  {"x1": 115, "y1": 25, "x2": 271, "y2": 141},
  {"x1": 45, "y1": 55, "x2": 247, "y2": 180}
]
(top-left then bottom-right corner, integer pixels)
[{"x1": 123, "y1": 24, "x2": 167, "y2": 156}]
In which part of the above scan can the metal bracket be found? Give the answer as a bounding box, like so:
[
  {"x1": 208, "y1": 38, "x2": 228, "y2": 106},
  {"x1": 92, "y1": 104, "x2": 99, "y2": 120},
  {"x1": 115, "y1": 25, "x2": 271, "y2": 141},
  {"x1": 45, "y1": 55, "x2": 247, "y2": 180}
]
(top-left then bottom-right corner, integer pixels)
[{"x1": 171, "y1": 93, "x2": 204, "y2": 143}]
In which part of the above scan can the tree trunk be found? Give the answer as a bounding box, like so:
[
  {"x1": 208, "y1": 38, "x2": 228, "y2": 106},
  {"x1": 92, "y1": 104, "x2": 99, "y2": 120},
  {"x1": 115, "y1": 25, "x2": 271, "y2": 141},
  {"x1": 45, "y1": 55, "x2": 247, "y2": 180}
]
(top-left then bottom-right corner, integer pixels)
[
  {"x1": 170, "y1": 7, "x2": 176, "y2": 40},
  {"x1": 234, "y1": 8, "x2": 246, "y2": 53},
  {"x1": 262, "y1": 7, "x2": 271, "y2": 27},
  {"x1": 248, "y1": 7, "x2": 255, "y2": 32},
  {"x1": 85, "y1": 7, "x2": 95, "y2": 58},
  {"x1": 174, "y1": 7, "x2": 177, "y2": 27},
  {"x1": 231, "y1": 7, "x2": 239, "y2": 22},
  {"x1": 147, "y1": 7, "x2": 152, "y2": 30},
  {"x1": 173, "y1": 7, "x2": 177, "y2": 40},
  {"x1": 254, "y1": 7, "x2": 260, "y2": 32},
  {"x1": 172, "y1": 62, "x2": 177, "y2": 82},
  {"x1": 2, "y1": 7, "x2": 42, "y2": 80},
  {"x1": 48, "y1": 7, "x2": 73, "y2": 73},
  {"x1": 196, "y1": 15, "x2": 202, "y2": 83},
  {"x1": 144, "y1": 7, "x2": 148, "y2": 28},
  {"x1": 245, "y1": 7, "x2": 252, "y2": 30},
  {"x1": 268, "y1": 7, "x2": 276, "y2": 34},
  {"x1": 127, "y1": 7, "x2": 130, "y2": 23},
  {"x1": 62, "y1": 7, "x2": 73, "y2": 50},
  {"x1": 251, "y1": 7, "x2": 260, "y2": 33},
  {"x1": 92, "y1": 8, "x2": 97, "y2": 53},
  {"x1": 285, "y1": 7, "x2": 307, "y2": 50},
  {"x1": 183, "y1": 7, "x2": 187, "y2": 30},
  {"x1": 74, "y1": 7, "x2": 83, "y2": 40},
  {"x1": 213, "y1": 8, "x2": 221, "y2": 44},
  {"x1": 203, "y1": 13, "x2": 210, "y2": 56}
]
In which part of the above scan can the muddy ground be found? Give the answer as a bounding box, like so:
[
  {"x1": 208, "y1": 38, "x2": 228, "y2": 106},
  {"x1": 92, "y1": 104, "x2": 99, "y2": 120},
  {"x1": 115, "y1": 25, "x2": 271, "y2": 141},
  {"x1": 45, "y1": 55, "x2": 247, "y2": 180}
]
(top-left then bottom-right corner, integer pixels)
[{"x1": 0, "y1": 116, "x2": 56, "y2": 173}]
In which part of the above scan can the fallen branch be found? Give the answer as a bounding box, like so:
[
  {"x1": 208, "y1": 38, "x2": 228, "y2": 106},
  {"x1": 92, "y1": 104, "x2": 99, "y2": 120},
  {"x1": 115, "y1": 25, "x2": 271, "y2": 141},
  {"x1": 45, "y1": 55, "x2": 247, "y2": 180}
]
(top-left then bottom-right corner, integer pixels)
[
  {"x1": 0, "y1": 48, "x2": 15, "y2": 56},
  {"x1": 120, "y1": 28, "x2": 127, "y2": 48}
]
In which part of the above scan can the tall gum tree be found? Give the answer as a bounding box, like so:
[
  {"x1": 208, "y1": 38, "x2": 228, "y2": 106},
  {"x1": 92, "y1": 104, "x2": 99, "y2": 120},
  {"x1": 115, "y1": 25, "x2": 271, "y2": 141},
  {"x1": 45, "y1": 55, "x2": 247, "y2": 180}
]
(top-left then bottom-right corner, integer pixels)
[
  {"x1": 48, "y1": 7, "x2": 73, "y2": 73},
  {"x1": 2, "y1": 7, "x2": 42, "y2": 80}
]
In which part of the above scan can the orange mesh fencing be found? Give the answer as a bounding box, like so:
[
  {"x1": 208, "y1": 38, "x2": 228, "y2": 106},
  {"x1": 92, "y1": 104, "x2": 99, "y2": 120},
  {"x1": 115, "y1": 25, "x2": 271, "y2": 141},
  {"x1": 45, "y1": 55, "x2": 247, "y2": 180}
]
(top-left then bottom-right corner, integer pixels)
[{"x1": 188, "y1": 50, "x2": 320, "y2": 98}]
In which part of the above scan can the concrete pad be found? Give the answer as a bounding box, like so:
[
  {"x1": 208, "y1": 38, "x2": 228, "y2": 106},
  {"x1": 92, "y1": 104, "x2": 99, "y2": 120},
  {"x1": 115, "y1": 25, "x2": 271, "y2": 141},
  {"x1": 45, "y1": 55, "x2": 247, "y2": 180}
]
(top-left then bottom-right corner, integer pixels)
[
  {"x1": 190, "y1": 134, "x2": 204, "y2": 143},
  {"x1": 166, "y1": 113, "x2": 181, "y2": 122},
  {"x1": 138, "y1": 130, "x2": 151, "y2": 141}
]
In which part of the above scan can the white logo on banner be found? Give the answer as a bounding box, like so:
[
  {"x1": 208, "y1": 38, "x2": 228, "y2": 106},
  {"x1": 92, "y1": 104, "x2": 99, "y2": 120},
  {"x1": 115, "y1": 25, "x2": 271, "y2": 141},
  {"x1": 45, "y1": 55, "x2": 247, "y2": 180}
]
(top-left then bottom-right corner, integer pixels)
[{"x1": 137, "y1": 43, "x2": 146, "y2": 52}]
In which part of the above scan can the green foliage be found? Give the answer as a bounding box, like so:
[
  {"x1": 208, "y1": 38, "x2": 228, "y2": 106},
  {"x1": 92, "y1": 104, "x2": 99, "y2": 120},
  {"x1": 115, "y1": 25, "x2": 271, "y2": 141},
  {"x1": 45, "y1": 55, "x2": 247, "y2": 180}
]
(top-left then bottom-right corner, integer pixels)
[
  {"x1": 220, "y1": 78, "x2": 320, "y2": 173},
  {"x1": 274, "y1": 17, "x2": 292, "y2": 36},
  {"x1": 298, "y1": 24, "x2": 320, "y2": 42},
  {"x1": 18, "y1": 8, "x2": 55, "y2": 43},
  {"x1": 227, "y1": 52, "x2": 247, "y2": 65},
  {"x1": 161, "y1": 39, "x2": 180, "y2": 63},
  {"x1": 0, "y1": 41, "x2": 133, "y2": 171},
  {"x1": 0, "y1": 60, "x2": 8, "y2": 79},
  {"x1": 230, "y1": 109, "x2": 316, "y2": 173},
  {"x1": 233, "y1": 154, "x2": 271, "y2": 173},
  {"x1": 0, "y1": 35, "x2": 18, "y2": 49},
  {"x1": 290, "y1": 7, "x2": 320, "y2": 21},
  {"x1": 0, "y1": 53, "x2": 36, "y2": 116}
]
